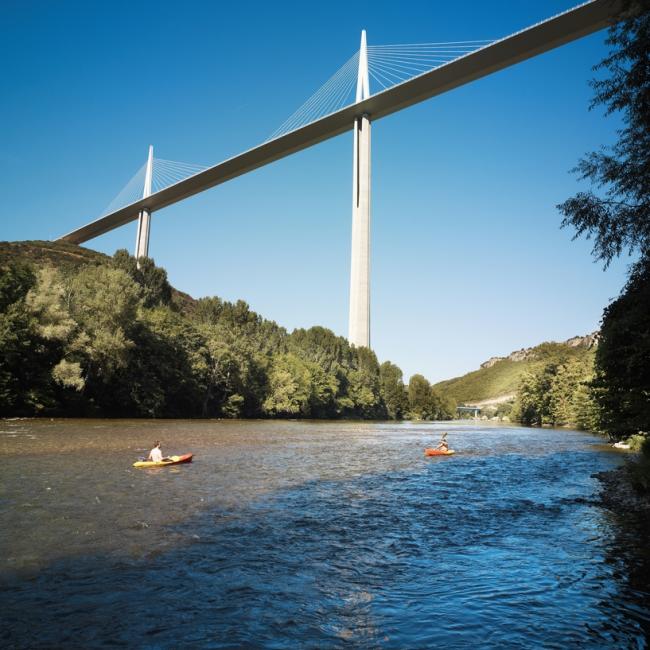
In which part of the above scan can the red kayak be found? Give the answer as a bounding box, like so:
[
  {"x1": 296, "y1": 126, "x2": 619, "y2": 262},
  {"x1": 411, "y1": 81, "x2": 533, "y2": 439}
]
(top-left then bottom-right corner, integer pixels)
[{"x1": 424, "y1": 448, "x2": 455, "y2": 456}]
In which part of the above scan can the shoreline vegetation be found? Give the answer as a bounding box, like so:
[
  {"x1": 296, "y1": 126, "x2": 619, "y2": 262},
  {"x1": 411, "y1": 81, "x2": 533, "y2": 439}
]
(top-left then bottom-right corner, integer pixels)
[
  {"x1": 559, "y1": 0, "x2": 650, "y2": 511},
  {"x1": 0, "y1": 242, "x2": 455, "y2": 422}
]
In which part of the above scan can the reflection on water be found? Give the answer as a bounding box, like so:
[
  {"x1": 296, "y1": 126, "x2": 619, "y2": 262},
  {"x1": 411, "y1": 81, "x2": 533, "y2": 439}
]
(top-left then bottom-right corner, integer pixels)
[{"x1": 1, "y1": 419, "x2": 649, "y2": 648}]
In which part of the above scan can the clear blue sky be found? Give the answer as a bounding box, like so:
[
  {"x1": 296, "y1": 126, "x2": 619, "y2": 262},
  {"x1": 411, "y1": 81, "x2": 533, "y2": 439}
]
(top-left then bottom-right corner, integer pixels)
[{"x1": 0, "y1": 0, "x2": 632, "y2": 383}]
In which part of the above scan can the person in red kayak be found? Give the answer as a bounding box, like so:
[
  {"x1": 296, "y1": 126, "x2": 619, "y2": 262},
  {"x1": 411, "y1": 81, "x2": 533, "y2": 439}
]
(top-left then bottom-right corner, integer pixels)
[
  {"x1": 147, "y1": 441, "x2": 163, "y2": 463},
  {"x1": 435, "y1": 432, "x2": 449, "y2": 452}
]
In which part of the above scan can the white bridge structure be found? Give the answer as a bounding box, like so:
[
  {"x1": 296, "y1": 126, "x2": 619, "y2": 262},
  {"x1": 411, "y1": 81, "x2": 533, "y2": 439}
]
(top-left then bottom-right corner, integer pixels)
[{"x1": 59, "y1": 0, "x2": 622, "y2": 349}]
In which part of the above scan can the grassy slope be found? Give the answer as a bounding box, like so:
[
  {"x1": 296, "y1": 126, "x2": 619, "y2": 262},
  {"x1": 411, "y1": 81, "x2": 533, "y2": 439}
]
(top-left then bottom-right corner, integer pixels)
[
  {"x1": 433, "y1": 343, "x2": 594, "y2": 404},
  {"x1": 0, "y1": 240, "x2": 196, "y2": 311},
  {"x1": 0, "y1": 240, "x2": 108, "y2": 268}
]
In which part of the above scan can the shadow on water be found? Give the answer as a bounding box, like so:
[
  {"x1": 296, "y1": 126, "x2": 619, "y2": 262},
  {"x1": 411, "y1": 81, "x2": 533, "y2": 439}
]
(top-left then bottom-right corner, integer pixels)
[{"x1": 1, "y1": 438, "x2": 649, "y2": 649}]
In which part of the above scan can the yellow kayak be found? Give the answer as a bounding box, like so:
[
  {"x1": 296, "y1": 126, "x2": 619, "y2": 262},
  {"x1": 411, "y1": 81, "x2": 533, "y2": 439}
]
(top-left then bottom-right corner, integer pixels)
[{"x1": 133, "y1": 453, "x2": 193, "y2": 468}]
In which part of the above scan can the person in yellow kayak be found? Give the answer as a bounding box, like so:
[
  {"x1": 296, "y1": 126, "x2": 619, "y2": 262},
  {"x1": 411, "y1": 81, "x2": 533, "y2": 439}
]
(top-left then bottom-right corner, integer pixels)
[
  {"x1": 435, "y1": 432, "x2": 449, "y2": 452},
  {"x1": 147, "y1": 441, "x2": 164, "y2": 463}
]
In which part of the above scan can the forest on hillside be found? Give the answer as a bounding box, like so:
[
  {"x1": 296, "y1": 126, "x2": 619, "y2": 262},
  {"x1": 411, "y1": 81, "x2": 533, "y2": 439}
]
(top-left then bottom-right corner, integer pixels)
[{"x1": 0, "y1": 247, "x2": 455, "y2": 420}]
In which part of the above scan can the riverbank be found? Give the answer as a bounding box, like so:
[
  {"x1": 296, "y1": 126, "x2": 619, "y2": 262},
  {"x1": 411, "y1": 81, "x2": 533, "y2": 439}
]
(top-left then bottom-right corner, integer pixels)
[{"x1": 594, "y1": 462, "x2": 650, "y2": 515}]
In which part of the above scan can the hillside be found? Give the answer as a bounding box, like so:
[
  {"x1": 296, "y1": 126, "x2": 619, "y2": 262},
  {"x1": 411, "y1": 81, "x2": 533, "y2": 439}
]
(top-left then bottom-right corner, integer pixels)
[
  {"x1": 1, "y1": 239, "x2": 600, "y2": 421},
  {"x1": 433, "y1": 336, "x2": 598, "y2": 405},
  {"x1": 2, "y1": 239, "x2": 445, "y2": 420},
  {"x1": 0, "y1": 240, "x2": 108, "y2": 268},
  {"x1": 0, "y1": 240, "x2": 196, "y2": 312}
]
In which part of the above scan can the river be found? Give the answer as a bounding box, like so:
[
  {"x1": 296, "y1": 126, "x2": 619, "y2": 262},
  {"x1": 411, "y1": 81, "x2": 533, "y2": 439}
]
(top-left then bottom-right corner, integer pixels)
[{"x1": 1, "y1": 419, "x2": 649, "y2": 648}]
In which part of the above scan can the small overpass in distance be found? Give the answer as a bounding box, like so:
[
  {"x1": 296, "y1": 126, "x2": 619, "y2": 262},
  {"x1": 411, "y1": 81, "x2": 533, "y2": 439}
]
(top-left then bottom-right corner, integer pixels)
[{"x1": 457, "y1": 406, "x2": 482, "y2": 419}]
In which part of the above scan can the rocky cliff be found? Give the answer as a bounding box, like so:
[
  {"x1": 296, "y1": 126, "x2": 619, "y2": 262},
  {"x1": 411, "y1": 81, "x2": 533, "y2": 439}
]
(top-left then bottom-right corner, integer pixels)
[{"x1": 479, "y1": 332, "x2": 599, "y2": 369}]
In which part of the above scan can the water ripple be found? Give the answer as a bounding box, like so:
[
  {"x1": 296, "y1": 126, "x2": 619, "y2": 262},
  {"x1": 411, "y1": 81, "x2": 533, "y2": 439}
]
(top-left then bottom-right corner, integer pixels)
[{"x1": 1, "y1": 420, "x2": 649, "y2": 648}]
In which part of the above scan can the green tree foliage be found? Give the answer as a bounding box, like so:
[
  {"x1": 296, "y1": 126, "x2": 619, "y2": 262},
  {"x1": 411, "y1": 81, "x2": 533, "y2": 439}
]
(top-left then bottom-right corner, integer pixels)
[
  {"x1": 432, "y1": 389, "x2": 456, "y2": 421},
  {"x1": 289, "y1": 326, "x2": 350, "y2": 374},
  {"x1": 264, "y1": 353, "x2": 311, "y2": 416},
  {"x1": 287, "y1": 328, "x2": 394, "y2": 418},
  {"x1": 25, "y1": 267, "x2": 76, "y2": 342},
  {"x1": 379, "y1": 361, "x2": 408, "y2": 419},
  {"x1": 0, "y1": 262, "x2": 57, "y2": 414},
  {"x1": 408, "y1": 374, "x2": 454, "y2": 420},
  {"x1": 262, "y1": 353, "x2": 337, "y2": 417},
  {"x1": 23, "y1": 267, "x2": 84, "y2": 393},
  {"x1": 346, "y1": 347, "x2": 386, "y2": 419},
  {"x1": 119, "y1": 307, "x2": 207, "y2": 417},
  {"x1": 409, "y1": 374, "x2": 431, "y2": 418},
  {"x1": 66, "y1": 265, "x2": 141, "y2": 381},
  {"x1": 512, "y1": 353, "x2": 597, "y2": 429},
  {"x1": 0, "y1": 261, "x2": 35, "y2": 311},
  {"x1": 111, "y1": 249, "x2": 172, "y2": 307},
  {"x1": 592, "y1": 257, "x2": 650, "y2": 438},
  {"x1": 203, "y1": 328, "x2": 268, "y2": 418},
  {"x1": 0, "y1": 249, "x2": 448, "y2": 420},
  {"x1": 558, "y1": 3, "x2": 650, "y2": 267},
  {"x1": 556, "y1": 2, "x2": 650, "y2": 478}
]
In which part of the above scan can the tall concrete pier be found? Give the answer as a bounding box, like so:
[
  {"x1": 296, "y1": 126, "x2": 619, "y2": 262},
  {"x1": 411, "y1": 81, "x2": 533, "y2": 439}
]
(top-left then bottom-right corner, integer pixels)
[
  {"x1": 348, "y1": 30, "x2": 371, "y2": 348},
  {"x1": 135, "y1": 145, "x2": 154, "y2": 260}
]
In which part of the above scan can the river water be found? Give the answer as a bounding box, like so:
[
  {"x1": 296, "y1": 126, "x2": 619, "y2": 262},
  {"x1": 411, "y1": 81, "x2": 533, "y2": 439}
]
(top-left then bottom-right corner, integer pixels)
[{"x1": 1, "y1": 419, "x2": 649, "y2": 648}]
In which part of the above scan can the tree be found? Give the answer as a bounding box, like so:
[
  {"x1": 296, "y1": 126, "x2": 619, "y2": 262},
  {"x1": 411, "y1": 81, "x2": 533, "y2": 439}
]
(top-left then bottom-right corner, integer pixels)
[
  {"x1": 346, "y1": 347, "x2": 385, "y2": 418},
  {"x1": 514, "y1": 368, "x2": 554, "y2": 426},
  {"x1": 558, "y1": 3, "x2": 649, "y2": 268},
  {"x1": 379, "y1": 361, "x2": 408, "y2": 419},
  {"x1": 0, "y1": 262, "x2": 58, "y2": 414},
  {"x1": 430, "y1": 388, "x2": 456, "y2": 421},
  {"x1": 509, "y1": 351, "x2": 598, "y2": 429},
  {"x1": 112, "y1": 249, "x2": 172, "y2": 308},
  {"x1": 408, "y1": 374, "x2": 454, "y2": 420},
  {"x1": 592, "y1": 257, "x2": 650, "y2": 438},
  {"x1": 25, "y1": 267, "x2": 76, "y2": 342},
  {"x1": 263, "y1": 353, "x2": 318, "y2": 417},
  {"x1": 25, "y1": 267, "x2": 84, "y2": 393},
  {"x1": 571, "y1": 379, "x2": 600, "y2": 432},
  {"x1": 0, "y1": 261, "x2": 35, "y2": 311},
  {"x1": 290, "y1": 326, "x2": 353, "y2": 374},
  {"x1": 557, "y1": 3, "x2": 650, "y2": 445},
  {"x1": 193, "y1": 296, "x2": 225, "y2": 326},
  {"x1": 408, "y1": 374, "x2": 432, "y2": 419},
  {"x1": 308, "y1": 363, "x2": 339, "y2": 417},
  {"x1": 65, "y1": 266, "x2": 142, "y2": 396},
  {"x1": 200, "y1": 323, "x2": 269, "y2": 418},
  {"x1": 264, "y1": 354, "x2": 304, "y2": 416},
  {"x1": 118, "y1": 306, "x2": 207, "y2": 417}
]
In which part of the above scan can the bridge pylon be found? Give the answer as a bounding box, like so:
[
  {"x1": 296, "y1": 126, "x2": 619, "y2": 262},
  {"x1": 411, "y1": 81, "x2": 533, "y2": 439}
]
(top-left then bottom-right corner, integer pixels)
[
  {"x1": 348, "y1": 29, "x2": 371, "y2": 349},
  {"x1": 135, "y1": 145, "x2": 154, "y2": 261}
]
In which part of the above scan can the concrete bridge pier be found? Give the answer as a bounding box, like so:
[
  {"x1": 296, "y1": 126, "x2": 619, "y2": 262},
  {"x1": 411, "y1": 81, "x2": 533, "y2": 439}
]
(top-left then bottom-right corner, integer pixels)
[
  {"x1": 348, "y1": 30, "x2": 371, "y2": 349},
  {"x1": 135, "y1": 145, "x2": 154, "y2": 261}
]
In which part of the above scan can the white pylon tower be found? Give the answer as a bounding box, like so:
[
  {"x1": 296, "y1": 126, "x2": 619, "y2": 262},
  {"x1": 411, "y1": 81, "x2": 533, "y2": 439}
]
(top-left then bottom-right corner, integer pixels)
[
  {"x1": 135, "y1": 145, "x2": 154, "y2": 261},
  {"x1": 348, "y1": 30, "x2": 371, "y2": 348}
]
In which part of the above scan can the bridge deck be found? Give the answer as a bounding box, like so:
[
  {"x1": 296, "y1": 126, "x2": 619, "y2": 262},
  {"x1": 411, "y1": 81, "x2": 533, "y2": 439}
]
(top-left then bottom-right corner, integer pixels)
[{"x1": 59, "y1": 0, "x2": 622, "y2": 245}]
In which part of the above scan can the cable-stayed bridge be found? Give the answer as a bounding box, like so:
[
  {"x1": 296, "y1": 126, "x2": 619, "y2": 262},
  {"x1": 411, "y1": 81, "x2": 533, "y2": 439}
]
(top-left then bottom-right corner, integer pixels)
[{"x1": 58, "y1": 0, "x2": 623, "y2": 349}]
